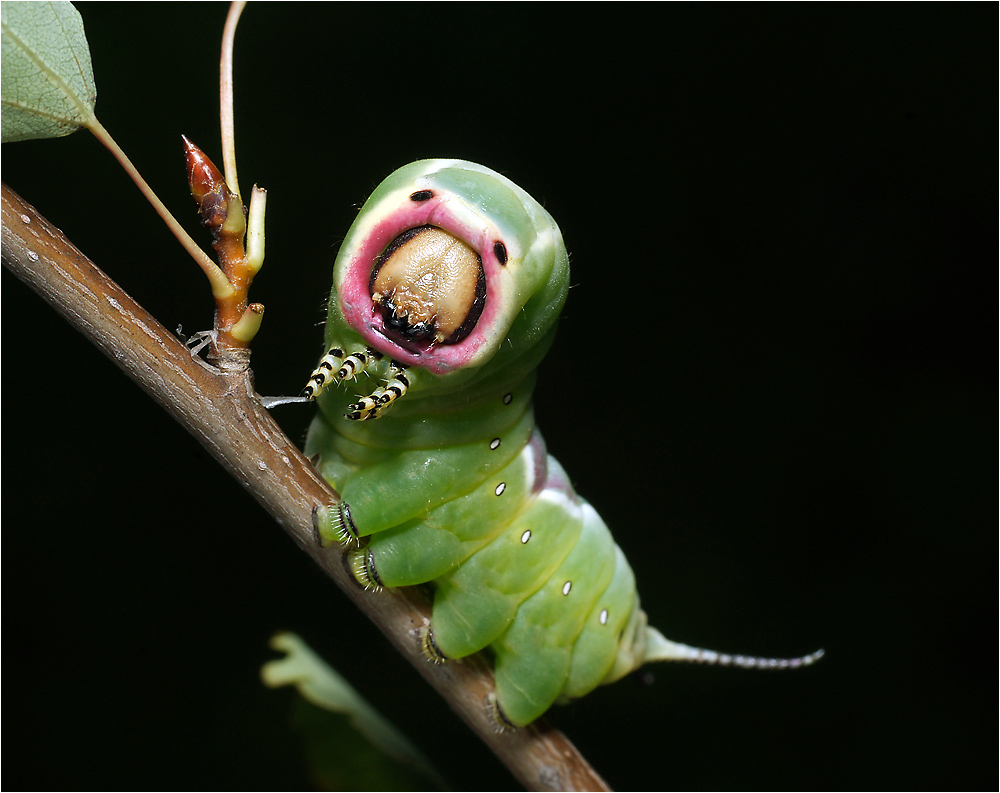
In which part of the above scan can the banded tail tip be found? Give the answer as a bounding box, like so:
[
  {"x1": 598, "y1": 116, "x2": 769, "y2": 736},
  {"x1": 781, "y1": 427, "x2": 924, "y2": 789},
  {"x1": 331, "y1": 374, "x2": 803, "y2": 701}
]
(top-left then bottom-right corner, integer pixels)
[{"x1": 644, "y1": 627, "x2": 824, "y2": 669}]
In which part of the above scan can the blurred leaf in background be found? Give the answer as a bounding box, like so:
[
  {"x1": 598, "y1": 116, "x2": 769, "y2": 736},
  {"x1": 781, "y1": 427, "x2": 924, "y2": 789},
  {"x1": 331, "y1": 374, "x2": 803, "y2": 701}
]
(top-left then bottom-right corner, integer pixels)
[{"x1": 263, "y1": 632, "x2": 445, "y2": 791}]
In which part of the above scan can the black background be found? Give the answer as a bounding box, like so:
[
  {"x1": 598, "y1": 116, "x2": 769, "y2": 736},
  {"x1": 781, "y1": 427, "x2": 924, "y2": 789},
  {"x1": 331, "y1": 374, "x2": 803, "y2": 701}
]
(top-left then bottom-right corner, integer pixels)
[{"x1": 3, "y1": 3, "x2": 993, "y2": 790}]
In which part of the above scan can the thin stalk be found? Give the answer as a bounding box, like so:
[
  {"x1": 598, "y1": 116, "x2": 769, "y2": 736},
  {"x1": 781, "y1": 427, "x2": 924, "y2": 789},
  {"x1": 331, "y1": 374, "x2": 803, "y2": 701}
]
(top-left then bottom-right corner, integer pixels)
[
  {"x1": 85, "y1": 117, "x2": 234, "y2": 298},
  {"x1": 219, "y1": 1, "x2": 246, "y2": 199}
]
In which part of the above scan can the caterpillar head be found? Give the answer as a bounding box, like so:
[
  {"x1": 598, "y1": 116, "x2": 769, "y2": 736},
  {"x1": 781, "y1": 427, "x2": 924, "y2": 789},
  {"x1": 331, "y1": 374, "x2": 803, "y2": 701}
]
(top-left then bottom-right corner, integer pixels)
[{"x1": 325, "y1": 160, "x2": 569, "y2": 393}]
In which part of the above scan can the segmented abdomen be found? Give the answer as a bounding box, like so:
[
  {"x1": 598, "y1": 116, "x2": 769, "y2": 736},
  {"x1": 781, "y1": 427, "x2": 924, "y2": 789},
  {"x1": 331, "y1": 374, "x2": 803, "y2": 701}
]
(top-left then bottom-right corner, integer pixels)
[{"x1": 306, "y1": 382, "x2": 642, "y2": 727}]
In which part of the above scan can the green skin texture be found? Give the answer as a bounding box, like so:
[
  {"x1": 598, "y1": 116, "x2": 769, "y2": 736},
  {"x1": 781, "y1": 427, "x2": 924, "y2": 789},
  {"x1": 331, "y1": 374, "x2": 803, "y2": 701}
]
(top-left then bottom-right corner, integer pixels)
[{"x1": 305, "y1": 160, "x2": 651, "y2": 726}]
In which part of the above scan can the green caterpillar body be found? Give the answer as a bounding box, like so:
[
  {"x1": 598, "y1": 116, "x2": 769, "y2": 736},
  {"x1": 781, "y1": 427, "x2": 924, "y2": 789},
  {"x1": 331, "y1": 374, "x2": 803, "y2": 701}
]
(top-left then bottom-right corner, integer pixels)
[{"x1": 304, "y1": 159, "x2": 821, "y2": 727}]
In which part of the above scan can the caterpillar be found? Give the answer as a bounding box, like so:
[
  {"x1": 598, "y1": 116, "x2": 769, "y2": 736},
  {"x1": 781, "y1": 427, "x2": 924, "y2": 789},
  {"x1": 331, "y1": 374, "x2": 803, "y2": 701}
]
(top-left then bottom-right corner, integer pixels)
[{"x1": 303, "y1": 159, "x2": 822, "y2": 728}]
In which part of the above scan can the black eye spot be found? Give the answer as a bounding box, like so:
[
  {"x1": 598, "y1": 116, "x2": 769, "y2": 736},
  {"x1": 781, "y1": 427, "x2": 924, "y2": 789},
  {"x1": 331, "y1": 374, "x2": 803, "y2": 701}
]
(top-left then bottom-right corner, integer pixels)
[
  {"x1": 494, "y1": 241, "x2": 508, "y2": 265},
  {"x1": 409, "y1": 190, "x2": 433, "y2": 202}
]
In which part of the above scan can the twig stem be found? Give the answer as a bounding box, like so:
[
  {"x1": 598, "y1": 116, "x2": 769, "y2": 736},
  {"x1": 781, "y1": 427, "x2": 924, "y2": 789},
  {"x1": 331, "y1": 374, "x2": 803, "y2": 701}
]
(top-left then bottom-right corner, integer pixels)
[{"x1": 219, "y1": 1, "x2": 246, "y2": 199}]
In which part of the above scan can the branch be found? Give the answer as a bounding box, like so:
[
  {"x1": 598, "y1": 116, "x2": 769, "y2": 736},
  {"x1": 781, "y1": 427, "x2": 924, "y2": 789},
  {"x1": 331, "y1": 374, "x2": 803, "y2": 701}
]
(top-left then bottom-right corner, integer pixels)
[{"x1": 1, "y1": 182, "x2": 611, "y2": 793}]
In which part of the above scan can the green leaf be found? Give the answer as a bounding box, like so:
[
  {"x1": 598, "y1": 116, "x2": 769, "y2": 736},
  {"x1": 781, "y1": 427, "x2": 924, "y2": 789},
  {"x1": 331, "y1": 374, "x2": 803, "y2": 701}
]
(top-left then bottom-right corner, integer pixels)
[
  {"x1": 262, "y1": 632, "x2": 445, "y2": 790},
  {"x1": 1, "y1": 1, "x2": 96, "y2": 143}
]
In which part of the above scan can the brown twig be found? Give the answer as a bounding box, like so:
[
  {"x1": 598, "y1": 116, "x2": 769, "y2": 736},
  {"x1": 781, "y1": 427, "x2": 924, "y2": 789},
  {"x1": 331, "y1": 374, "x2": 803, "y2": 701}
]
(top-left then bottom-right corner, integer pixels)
[
  {"x1": 1, "y1": 182, "x2": 611, "y2": 792},
  {"x1": 181, "y1": 136, "x2": 264, "y2": 360}
]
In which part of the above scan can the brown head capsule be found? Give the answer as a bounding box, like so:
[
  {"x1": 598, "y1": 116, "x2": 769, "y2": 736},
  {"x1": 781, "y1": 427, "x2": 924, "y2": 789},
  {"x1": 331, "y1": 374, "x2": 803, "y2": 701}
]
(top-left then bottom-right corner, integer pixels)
[{"x1": 370, "y1": 226, "x2": 486, "y2": 344}]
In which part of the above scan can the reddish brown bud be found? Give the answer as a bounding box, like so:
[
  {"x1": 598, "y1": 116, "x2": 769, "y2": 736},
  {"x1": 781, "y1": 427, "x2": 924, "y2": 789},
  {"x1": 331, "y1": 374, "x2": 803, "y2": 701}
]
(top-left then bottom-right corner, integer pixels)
[
  {"x1": 182, "y1": 136, "x2": 236, "y2": 232},
  {"x1": 182, "y1": 135, "x2": 225, "y2": 202}
]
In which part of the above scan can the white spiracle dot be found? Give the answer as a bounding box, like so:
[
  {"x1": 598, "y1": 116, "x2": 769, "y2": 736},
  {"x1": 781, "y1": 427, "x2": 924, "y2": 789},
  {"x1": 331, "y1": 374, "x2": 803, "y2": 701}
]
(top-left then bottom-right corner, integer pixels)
[
  {"x1": 495, "y1": 482, "x2": 506, "y2": 496},
  {"x1": 562, "y1": 581, "x2": 572, "y2": 596},
  {"x1": 503, "y1": 393, "x2": 513, "y2": 405},
  {"x1": 520, "y1": 530, "x2": 531, "y2": 544},
  {"x1": 490, "y1": 438, "x2": 501, "y2": 450},
  {"x1": 599, "y1": 609, "x2": 609, "y2": 625}
]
